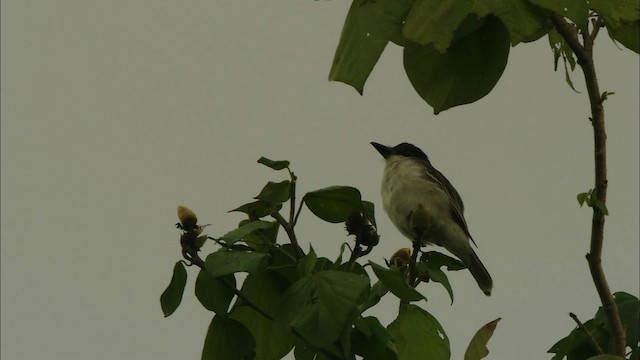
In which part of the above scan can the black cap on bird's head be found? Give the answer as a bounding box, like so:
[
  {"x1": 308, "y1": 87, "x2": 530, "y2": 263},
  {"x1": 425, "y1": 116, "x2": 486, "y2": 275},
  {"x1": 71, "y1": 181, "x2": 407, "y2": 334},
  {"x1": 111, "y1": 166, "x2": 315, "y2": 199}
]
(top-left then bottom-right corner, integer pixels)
[{"x1": 371, "y1": 142, "x2": 430, "y2": 162}]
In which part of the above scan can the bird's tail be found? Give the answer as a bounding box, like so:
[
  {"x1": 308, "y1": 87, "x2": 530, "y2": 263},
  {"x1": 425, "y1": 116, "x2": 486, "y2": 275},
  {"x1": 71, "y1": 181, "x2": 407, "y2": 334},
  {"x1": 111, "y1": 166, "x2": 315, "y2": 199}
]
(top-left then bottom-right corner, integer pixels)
[{"x1": 463, "y1": 248, "x2": 493, "y2": 296}]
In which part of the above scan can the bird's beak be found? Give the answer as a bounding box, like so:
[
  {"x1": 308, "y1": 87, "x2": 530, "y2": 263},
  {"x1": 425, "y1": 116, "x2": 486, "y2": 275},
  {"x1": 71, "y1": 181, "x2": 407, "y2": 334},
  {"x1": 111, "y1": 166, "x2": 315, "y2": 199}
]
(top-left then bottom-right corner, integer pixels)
[{"x1": 371, "y1": 142, "x2": 393, "y2": 159}]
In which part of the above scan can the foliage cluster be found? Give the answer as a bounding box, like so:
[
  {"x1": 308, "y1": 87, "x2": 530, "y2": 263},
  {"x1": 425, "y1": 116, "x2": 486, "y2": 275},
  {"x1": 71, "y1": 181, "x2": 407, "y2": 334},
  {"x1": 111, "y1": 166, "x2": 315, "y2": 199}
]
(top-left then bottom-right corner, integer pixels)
[{"x1": 162, "y1": 158, "x2": 500, "y2": 360}]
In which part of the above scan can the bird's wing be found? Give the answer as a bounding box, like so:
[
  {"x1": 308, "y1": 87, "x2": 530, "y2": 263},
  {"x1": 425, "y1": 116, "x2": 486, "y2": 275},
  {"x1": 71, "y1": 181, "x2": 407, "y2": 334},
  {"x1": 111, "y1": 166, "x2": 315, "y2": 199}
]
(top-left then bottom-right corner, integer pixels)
[{"x1": 421, "y1": 161, "x2": 477, "y2": 246}]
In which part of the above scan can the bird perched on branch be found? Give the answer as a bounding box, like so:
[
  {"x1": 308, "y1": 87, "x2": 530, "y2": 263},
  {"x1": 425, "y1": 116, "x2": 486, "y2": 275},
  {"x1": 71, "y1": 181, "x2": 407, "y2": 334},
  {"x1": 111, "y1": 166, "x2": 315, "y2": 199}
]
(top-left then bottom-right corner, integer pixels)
[{"x1": 371, "y1": 142, "x2": 493, "y2": 296}]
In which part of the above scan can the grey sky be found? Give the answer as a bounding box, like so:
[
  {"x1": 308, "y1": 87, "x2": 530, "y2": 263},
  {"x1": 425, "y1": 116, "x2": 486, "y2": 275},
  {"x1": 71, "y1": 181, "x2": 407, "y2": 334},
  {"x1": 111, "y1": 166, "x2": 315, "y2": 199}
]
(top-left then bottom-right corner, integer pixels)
[{"x1": 2, "y1": 1, "x2": 638, "y2": 359}]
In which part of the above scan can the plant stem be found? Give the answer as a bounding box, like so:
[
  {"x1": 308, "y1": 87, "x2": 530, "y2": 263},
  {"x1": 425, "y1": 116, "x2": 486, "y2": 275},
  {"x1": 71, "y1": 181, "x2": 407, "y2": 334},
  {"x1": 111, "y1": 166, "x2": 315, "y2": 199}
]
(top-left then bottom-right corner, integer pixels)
[
  {"x1": 569, "y1": 312, "x2": 604, "y2": 354},
  {"x1": 272, "y1": 211, "x2": 304, "y2": 259},
  {"x1": 550, "y1": 13, "x2": 626, "y2": 356}
]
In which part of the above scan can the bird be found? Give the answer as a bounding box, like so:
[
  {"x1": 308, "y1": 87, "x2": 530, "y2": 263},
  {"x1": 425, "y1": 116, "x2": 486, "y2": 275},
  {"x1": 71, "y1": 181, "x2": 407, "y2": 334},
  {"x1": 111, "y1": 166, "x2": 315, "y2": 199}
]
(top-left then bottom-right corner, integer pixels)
[{"x1": 371, "y1": 142, "x2": 493, "y2": 296}]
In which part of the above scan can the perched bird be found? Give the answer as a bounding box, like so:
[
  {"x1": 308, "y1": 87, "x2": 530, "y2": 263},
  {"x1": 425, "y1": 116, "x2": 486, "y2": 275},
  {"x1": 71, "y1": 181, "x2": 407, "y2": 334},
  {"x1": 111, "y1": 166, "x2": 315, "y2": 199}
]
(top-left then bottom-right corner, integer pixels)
[{"x1": 371, "y1": 142, "x2": 493, "y2": 296}]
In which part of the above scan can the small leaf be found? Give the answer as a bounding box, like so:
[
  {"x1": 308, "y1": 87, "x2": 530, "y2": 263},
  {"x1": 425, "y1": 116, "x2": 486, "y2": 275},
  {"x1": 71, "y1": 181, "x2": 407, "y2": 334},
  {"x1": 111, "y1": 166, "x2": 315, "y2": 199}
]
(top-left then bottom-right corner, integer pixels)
[
  {"x1": 220, "y1": 220, "x2": 276, "y2": 246},
  {"x1": 230, "y1": 200, "x2": 282, "y2": 218},
  {"x1": 577, "y1": 192, "x2": 589, "y2": 207},
  {"x1": 160, "y1": 261, "x2": 188, "y2": 317},
  {"x1": 369, "y1": 261, "x2": 425, "y2": 302},
  {"x1": 361, "y1": 200, "x2": 377, "y2": 228},
  {"x1": 303, "y1": 186, "x2": 365, "y2": 223},
  {"x1": 357, "y1": 281, "x2": 389, "y2": 313},
  {"x1": 388, "y1": 304, "x2": 450, "y2": 360},
  {"x1": 205, "y1": 251, "x2": 270, "y2": 278},
  {"x1": 423, "y1": 251, "x2": 466, "y2": 271},
  {"x1": 255, "y1": 180, "x2": 291, "y2": 203},
  {"x1": 298, "y1": 248, "x2": 318, "y2": 277},
  {"x1": 464, "y1": 318, "x2": 501, "y2": 360},
  {"x1": 274, "y1": 270, "x2": 370, "y2": 347},
  {"x1": 202, "y1": 315, "x2": 256, "y2": 360},
  {"x1": 257, "y1": 156, "x2": 290, "y2": 170},
  {"x1": 195, "y1": 269, "x2": 236, "y2": 315}
]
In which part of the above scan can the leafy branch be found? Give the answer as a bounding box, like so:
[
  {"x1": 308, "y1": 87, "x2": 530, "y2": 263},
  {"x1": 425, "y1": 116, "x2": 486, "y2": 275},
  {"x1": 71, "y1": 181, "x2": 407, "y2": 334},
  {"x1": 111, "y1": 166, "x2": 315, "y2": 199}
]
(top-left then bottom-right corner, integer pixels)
[{"x1": 550, "y1": 12, "x2": 626, "y2": 357}]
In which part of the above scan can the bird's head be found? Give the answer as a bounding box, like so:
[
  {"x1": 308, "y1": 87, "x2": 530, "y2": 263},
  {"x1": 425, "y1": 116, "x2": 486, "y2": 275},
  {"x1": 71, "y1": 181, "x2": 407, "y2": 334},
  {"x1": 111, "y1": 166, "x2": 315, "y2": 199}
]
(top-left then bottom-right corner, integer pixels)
[{"x1": 371, "y1": 142, "x2": 430, "y2": 162}]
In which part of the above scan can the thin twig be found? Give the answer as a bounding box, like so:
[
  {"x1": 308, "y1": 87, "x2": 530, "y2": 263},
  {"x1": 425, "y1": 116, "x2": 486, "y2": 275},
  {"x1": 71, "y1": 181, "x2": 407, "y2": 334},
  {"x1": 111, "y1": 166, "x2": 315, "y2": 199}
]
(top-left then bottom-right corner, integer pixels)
[
  {"x1": 408, "y1": 239, "x2": 421, "y2": 288},
  {"x1": 288, "y1": 169, "x2": 297, "y2": 225},
  {"x1": 550, "y1": 13, "x2": 626, "y2": 356},
  {"x1": 569, "y1": 312, "x2": 604, "y2": 354},
  {"x1": 272, "y1": 211, "x2": 304, "y2": 259}
]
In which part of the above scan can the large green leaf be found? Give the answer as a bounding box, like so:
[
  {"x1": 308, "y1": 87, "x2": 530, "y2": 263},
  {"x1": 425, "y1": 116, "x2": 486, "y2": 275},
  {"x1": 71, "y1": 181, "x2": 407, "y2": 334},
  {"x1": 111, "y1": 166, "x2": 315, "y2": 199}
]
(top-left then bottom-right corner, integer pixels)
[
  {"x1": 595, "y1": 292, "x2": 639, "y2": 354},
  {"x1": 205, "y1": 251, "x2": 270, "y2": 277},
  {"x1": 528, "y1": 0, "x2": 589, "y2": 27},
  {"x1": 220, "y1": 220, "x2": 276, "y2": 246},
  {"x1": 464, "y1": 318, "x2": 501, "y2": 360},
  {"x1": 606, "y1": 19, "x2": 640, "y2": 54},
  {"x1": 274, "y1": 270, "x2": 370, "y2": 347},
  {"x1": 303, "y1": 186, "x2": 364, "y2": 223},
  {"x1": 352, "y1": 316, "x2": 398, "y2": 360},
  {"x1": 255, "y1": 180, "x2": 291, "y2": 203},
  {"x1": 160, "y1": 261, "x2": 187, "y2": 317},
  {"x1": 387, "y1": 304, "x2": 450, "y2": 360},
  {"x1": 473, "y1": 0, "x2": 550, "y2": 44},
  {"x1": 329, "y1": 0, "x2": 414, "y2": 94},
  {"x1": 230, "y1": 273, "x2": 294, "y2": 360},
  {"x1": 402, "y1": 0, "x2": 474, "y2": 52},
  {"x1": 590, "y1": 0, "x2": 640, "y2": 53},
  {"x1": 369, "y1": 261, "x2": 425, "y2": 302},
  {"x1": 230, "y1": 200, "x2": 282, "y2": 219},
  {"x1": 403, "y1": 15, "x2": 510, "y2": 114},
  {"x1": 195, "y1": 269, "x2": 236, "y2": 315},
  {"x1": 202, "y1": 315, "x2": 256, "y2": 360}
]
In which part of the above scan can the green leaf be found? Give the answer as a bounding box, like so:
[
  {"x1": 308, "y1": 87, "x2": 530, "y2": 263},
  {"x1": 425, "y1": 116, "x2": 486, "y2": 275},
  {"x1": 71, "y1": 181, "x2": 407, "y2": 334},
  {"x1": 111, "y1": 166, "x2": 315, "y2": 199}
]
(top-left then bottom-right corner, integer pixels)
[
  {"x1": 607, "y1": 20, "x2": 640, "y2": 53},
  {"x1": 388, "y1": 304, "x2": 450, "y2": 360},
  {"x1": 230, "y1": 273, "x2": 294, "y2": 360},
  {"x1": 195, "y1": 269, "x2": 236, "y2": 315},
  {"x1": 298, "y1": 248, "x2": 318, "y2": 277},
  {"x1": 577, "y1": 192, "x2": 589, "y2": 207},
  {"x1": 473, "y1": 0, "x2": 550, "y2": 45},
  {"x1": 205, "y1": 251, "x2": 270, "y2": 277},
  {"x1": 358, "y1": 280, "x2": 390, "y2": 313},
  {"x1": 303, "y1": 186, "x2": 365, "y2": 223},
  {"x1": 422, "y1": 251, "x2": 465, "y2": 271},
  {"x1": 528, "y1": 0, "x2": 589, "y2": 27},
  {"x1": 548, "y1": 317, "x2": 608, "y2": 359},
  {"x1": 402, "y1": 0, "x2": 474, "y2": 52},
  {"x1": 257, "y1": 156, "x2": 290, "y2": 171},
  {"x1": 595, "y1": 292, "x2": 639, "y2": 353},
  {"x1": 202, "y1": 315, "x2": 256, "y2": 360},
  {"x1": 255, "y1": 180, "x2": 291, "y2": 203},
  {"x1": 369, "y1": 261, "x2": 425, "y2": 302},
  {"x1": 160, "y1": 261, "x2": 187, "y2": 317},
  {"x1": 274, "y1": 270, "x2": 370, "y2": 347},
  {"x1": 361, "y1": 200, "x2": 377, "y2": 228},
  {"x1": 230, "y1": 200, "x2": 282, "y2": 218},
  {"x1": 242, "y1": 221, "x2": 279, "y2": 251},
  {"x1": 352, "y1": 316, "x2": 398, "y2": 360},
  {"x1": 590, "y1": 0, "x2": 639, "y2": 25},
  {"x1": 586, "y1": 355, "x2": 625, "y2": 360},
  {"x1": 464, "y1": 318, "x2": 501, "y2": 360},
  {"x1": 404, "y1": 15, "x2": 510, "y2": 114},
  {"x1": 221, "y1": 220, "x2": 276, "y2": 246},
  {"x1": 329, "y1": 0, "x2": 414, "y2": 94}
]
